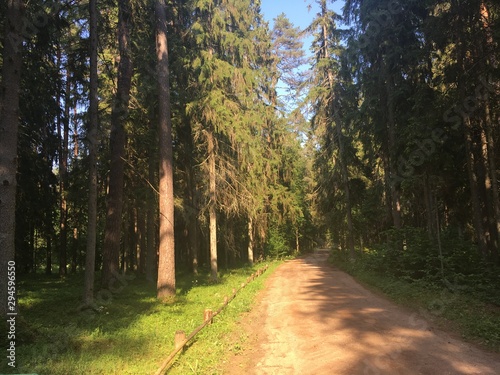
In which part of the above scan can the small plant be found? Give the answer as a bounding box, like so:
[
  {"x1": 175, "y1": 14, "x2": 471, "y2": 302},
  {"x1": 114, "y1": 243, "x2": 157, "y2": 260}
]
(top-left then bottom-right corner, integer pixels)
[{"x1": 265, "y1": 225, "x2": 290, "y2": 259}]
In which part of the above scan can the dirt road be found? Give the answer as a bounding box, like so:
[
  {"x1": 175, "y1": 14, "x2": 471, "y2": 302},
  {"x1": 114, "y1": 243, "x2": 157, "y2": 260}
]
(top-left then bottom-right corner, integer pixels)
[{"x1": 224, "y1": 252, "x2": 500, "y2": 374}]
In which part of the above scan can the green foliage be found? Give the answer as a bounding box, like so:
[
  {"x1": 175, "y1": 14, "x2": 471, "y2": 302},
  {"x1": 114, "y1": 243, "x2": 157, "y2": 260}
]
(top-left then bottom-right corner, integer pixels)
[
  {"x1": 331, "y1": 226, "x2": 500, "y2": 306},
  {"x1": 313, "y1": 0, "x2": 500, "y2": 301},
  {"x1": 265, "y1": 225, "x2": 290, "y2": 259},
  {"x1": 5, "y1": 0, "x2": 318, "y2": 279},
  {"x1": 339, "y1": 227, "x2": 500, "y2": 300}
]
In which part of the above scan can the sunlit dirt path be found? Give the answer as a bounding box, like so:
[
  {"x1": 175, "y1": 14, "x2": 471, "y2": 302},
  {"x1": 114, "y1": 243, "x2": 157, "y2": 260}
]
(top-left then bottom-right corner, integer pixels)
[{"x1": 223, "y1": 252, "x2": 500, "y2": 374}]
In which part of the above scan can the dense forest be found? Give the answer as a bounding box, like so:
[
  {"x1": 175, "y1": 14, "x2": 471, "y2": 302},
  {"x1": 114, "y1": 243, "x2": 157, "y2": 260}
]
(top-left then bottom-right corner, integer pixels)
[{"x1": 1, "y1": 0, "x2": 500, "y2": 315}]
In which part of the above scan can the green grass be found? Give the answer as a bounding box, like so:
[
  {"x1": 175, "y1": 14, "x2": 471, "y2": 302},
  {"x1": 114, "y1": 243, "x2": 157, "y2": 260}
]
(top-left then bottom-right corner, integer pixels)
[
  {"x1": 0, "y1": 262, "x2": 280, "y2": 375},
  {"x1": 331, "y1": 255, "x2": 500, "y2": 352}
]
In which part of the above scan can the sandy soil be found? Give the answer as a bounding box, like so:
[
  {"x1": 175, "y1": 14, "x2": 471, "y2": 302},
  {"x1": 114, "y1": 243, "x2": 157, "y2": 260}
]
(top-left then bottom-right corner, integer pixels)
[{"x1": 223, "y1": 251, "x2": 500, "y2": 374}]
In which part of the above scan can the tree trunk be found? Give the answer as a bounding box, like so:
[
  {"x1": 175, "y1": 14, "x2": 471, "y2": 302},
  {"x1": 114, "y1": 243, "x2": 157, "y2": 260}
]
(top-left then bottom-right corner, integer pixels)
[
  {"x1": 385, "y1": 71, "x2": 402, "y2": 229},
  {"x1": 208, "y1": 132, "x2": 218, "y2": 280},
  {"x1": 146, "y1": 145, "x2": 157, "y2": 283},
  {"x1": 335, "y1": 115, "x2": 355, "y2": 259},
  {"x1": 138, "y1": 206, "x2": 146, "y2": 274},
  {"x1": 122, "y1": 218, "x2": 127, "y2": 272},
  {"x1": 479, "y1": 124, "x2": 497, "y2": 259},
  {"x1": 73, "y1": 227, "x2": 80, "y2": 269},
  {"x1": 248, "y1": 217, "x2": 254, "y2": 265},
  {"x1": 128, "y1": 204, "x2": 137, "y2": 272},
  {"x1": 46, "y1": 232, "x2": 52, "y2": 275},
  {"x1": 423, "y1": 173, "x2": 433, "y2": 238},
  {"x1": 186, "y1": 146, "x2": 199, "y2": 274},
  {"x1": 191, "y1": 217, "x2": 199, "y2": 274},
  {"x1": 464, "y1": 117, "x2": 489, "y2": 258},
  {"x1": 484, "y1": 104, "x2": 499, "y2": 262},
  {"x1": 30, "y1": 227, "x2": 35, "y2": 273},
  {"x1": 156, "y1": 0, "x2": 176, "y2": 299},
  {"x1": 60, "y1": 68, "x2": 70, "y2": 276},
  {"x1": 73, "y1": 101, "x2": 79, "y2": 158},
  {"x1": 33, "y1": 231, "x2": 38, "y2": 273},
  {"x1": 101, "y1": 0, "x2": 134, "y2": 288},
  {"x1": 323, "y1": 13, "x2": 355, "y2": 259},
  {"x1": 295, "y1": 226, "x2": 300, "y2": 254},
  {"x1": 83, "y1": 0, "x2": 99, "y2": 306},
  {"x1": 0, "y1": 0, "x2": 23, "y2": 316}
]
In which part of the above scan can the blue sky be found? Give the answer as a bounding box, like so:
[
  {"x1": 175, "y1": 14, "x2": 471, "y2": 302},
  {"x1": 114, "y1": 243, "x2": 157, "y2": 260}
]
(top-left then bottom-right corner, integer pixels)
[
  {"x1": 260, "y1": 0, "x2": 345, "y2": 32},
  {"x1": 260, "y1": 0, "x2": 345, "y2": 66},
  {"x1": 259, "y1": 0, "x2": 345, "y2": 109}
]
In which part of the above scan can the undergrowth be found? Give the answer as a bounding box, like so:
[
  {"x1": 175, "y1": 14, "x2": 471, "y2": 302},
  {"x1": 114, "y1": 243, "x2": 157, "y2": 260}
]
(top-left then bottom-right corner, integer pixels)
[{"x1": 330, "y1": 234, "x2": 500, "y2": 352}]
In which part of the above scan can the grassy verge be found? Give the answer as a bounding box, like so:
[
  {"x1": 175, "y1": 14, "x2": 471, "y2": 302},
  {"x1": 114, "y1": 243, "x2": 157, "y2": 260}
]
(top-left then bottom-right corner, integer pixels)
[
  {"x1": 168, "y1": 262, "x2": 281, "y2": 374},
  {"x1": 1, "y1": 262, "x2": 280, "y2": 375},
  {"x1": 331, "y1": 255, "x2": 500, "y2": 352}
]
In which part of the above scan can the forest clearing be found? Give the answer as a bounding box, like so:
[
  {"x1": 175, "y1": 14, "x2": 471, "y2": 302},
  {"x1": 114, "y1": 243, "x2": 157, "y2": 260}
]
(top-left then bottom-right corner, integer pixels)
[{"x1": 1, "y1": 0, "x2": 500, "y2": 374}]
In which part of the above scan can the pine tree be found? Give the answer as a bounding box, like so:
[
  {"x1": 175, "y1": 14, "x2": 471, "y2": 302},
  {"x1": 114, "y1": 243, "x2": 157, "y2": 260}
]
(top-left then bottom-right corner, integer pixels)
[
  {"x1": 83, "y1": 0, "x2": 99, "y2": 306},
  {"x1": 155, "y1": 0, "x2": 176, "y2": 298},
  {"x1": 101, "y1": 0, "x2": 134, "y2": 288},
  {"x1": 0, "y1": 0, "x2": 24, "y2": 316}
]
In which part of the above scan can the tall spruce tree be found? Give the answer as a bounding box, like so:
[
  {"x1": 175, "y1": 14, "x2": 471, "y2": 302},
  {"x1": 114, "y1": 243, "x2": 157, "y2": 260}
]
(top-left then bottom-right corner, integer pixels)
[{"x1": 186, "y1": 0, "x2": 270, "y2": 278}]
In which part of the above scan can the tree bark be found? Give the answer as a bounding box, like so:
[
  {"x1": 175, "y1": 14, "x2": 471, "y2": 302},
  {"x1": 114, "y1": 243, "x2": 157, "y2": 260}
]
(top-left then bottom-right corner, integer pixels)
[
  {"x1": 295, "y1": 227, "x2": 300, "y2": 254},
  {"x1": 191, "y1": 217, "x2": 199, "y2": 274},
  {"x1": 83, "y1": 0, "x2": 99, "y2": 306},
  {"x1": 60, "y1": 67, "x2": 70, "y2": 276},
  {"x1": 423, "y1": 173, "x2": 434, "y2": 238},
  {"x1": 73, "y1": 102, "x2": 79, "y2": 158},
  {"x1": 484, "y1": 104, "x2": 499, "y2": 262},
  {"x1": 146, "y1": 143, "x2": 157, "y2": 282},
  {"x1": 248, "y1": 216, "x2": 254, "y2": 265},
  {"x1": 480, "y1": 3, "x2": 499, "y2": 261},
  {"x1": 186, "y1": 143, "x2": 199, "y2": 274},
  {"x1": 138, "y1": 206, "x2": 146, "y2": 274},
  {"x1": 464, "y1": 117, "x2": 489, "y2": 258},
  {"x1": 128, "y1": 205, "x2": 137, "y2": 272},
  {"x1": 0, "y1": 0, "x2": 23, "y2": 316},
  {"x1": 208, "y1": 132, "x2": 218, "y2": 280},
  {"x1": 156, "y1": 0, "x2": 176, "y2": 299},
  {"x1": 101, "y1": 0, "x2": 134, "y2": 288},
  {"x1": 46, "y1": 232, "x2": 52, "y2": 275},
  {"x1": 122, "y1": 217, "x2": 128, "y2": 272},
  {"x1": 385, "y1": 71, "x2": 402, "y2": 229},
  {"x1": 334, "y1": 110, "x2": 355, "y2": 259}
]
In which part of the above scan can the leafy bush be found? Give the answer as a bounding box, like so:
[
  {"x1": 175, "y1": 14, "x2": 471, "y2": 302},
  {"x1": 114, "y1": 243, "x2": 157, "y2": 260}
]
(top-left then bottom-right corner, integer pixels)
[
  {"x1": 265, "y1": 225, "x2": 291, "y2": 259},
  {"x1": 330, "y1": 226, "x2": 500, "y2": 306}
]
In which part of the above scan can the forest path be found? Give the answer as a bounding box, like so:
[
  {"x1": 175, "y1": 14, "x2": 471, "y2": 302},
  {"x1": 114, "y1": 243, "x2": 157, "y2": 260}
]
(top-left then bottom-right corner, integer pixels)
[{"x1": 223, "y1": 252, "x2": 500, "y2": 374}]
